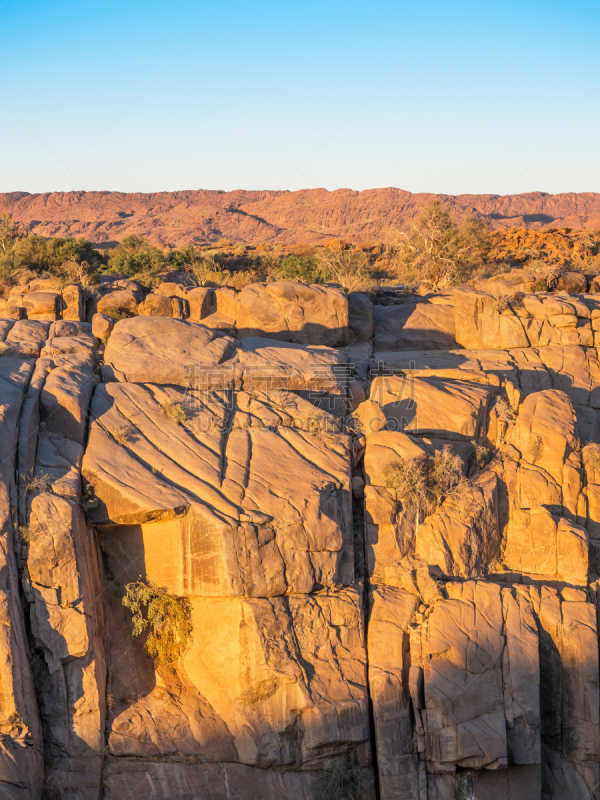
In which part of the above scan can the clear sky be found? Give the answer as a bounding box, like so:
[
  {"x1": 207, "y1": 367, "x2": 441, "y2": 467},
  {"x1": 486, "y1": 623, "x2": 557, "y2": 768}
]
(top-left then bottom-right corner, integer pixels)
[{"x1": 1, "y1": 0, "x2": 599, "y2": 196}]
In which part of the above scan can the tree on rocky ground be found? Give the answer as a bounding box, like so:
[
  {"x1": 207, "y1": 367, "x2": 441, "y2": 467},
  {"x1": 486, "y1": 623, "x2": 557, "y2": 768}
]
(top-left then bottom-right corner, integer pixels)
[
  {"x1": 0, "y1": 213, "x2": 22, "y2": 252},
  {"x1": 384, "y1": 200, "x2": 492, "y2": 289}
]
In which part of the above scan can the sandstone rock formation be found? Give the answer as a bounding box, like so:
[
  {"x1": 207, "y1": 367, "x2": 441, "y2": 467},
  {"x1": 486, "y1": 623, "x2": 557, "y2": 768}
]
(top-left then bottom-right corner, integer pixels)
[{"x1": 3, "y1": 271, "x2": 600, "y2": 799}]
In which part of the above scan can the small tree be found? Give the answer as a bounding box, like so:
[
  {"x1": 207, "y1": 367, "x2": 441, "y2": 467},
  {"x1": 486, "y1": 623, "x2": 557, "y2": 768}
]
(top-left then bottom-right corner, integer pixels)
[
  {"x1": 104, "y1": 235, "x2": 165, "y2": 277},
  {"x1": 316, "y1": 246, "x2": 374, "y2": 292},
  {"x1": 387, "y1": 200, "x2": 491, "y2": 289},
  {"x1": 0, "y1": 213, "x2": 22, "y2": 253}
]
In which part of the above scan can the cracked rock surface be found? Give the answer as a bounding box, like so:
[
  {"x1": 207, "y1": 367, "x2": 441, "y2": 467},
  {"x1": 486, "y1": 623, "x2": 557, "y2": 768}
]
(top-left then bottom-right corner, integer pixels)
[{"x1": 2, "y1": 276, "x2": 600, "y2": 799}]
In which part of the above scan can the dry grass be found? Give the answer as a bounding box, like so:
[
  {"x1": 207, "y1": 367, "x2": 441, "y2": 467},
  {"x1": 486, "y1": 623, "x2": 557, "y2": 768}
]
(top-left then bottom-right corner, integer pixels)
[
  {"x1": 315, "y1": 247, "x2": 376, "y2": 293},
  {"x1": 22, "y1": 470, "x2": 52, "y2": 494},
  {"x1": 494, "y1": 296, "x2": 510, "y2": 313},
  {"x1": 52, "y1": 259, "x2": 96, "y2": 288},
  {"x1": 268, "y1": 391, "x2": 297, "y2": 414},
  {"x1": 582, "y1": 443, "x2": 600, "y2": 475},
  {"x1": 111, "y1": 425, "x2": 133, "y2": 446},
  {"x1": 0, "y1": 342, "x2": 7, "y2": 356},
  {"x1": 18, "y1": 523, "x2": 34, "y2": 544},
  {"x1": 384, "y1": 458, "x2": 426, "y2": 507},
  {"x1": 428, "y1": 446, "x2": 465, "y2": 511},
  {"x1": 529, "y1": 434, "x2": 545, "y2": 463},
  {"x1": 385, "y1": 445, "x2": 465, "y2": 518},
  {"x1": 160, "y1": 400, "x2": 187, "y2": 425},
  {"x1": 297, "y1": 413, "x2": 338, "y2": 444},
  {"x1": 495, "y1": 395, "x2": 517, "y2": 422}
]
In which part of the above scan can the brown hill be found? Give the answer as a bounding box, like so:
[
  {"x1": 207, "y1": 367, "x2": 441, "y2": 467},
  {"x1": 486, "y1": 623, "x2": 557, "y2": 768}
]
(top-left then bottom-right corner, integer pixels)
[{"x1": 2, "y1": 188, "x2": 600, "y2": 248}]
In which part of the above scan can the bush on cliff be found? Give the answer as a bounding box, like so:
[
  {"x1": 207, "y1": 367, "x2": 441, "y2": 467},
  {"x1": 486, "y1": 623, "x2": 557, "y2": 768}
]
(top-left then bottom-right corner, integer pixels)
[
  {"x1": 385, "y1": 444, "x2": 465, "y2": 520},
  {"x1": 122, "y1": 577, "x2": 193, "y2": 667},
  {"x1": 313, "y1": 756, "x2": 372, "y2": 800}
]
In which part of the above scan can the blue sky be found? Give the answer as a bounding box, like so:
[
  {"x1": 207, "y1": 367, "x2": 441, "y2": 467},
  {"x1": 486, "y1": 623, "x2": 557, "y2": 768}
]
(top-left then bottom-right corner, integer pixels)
[{"x1": 1, "y1": 0, "x2": 599, "y2": 195}]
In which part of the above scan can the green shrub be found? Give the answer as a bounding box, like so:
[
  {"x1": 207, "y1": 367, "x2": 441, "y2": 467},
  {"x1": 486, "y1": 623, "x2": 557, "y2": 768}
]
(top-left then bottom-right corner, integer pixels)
[
  {"x1": 104, "y1": 307, "x2": 129, "y2": 322},
  {"x1": 12, "y1": 235, "x2": 101, "y2": 273},
  {"x1": 122, "y1": 577, "x2": 193, "y2": 666},
  {"x1": 82, "y1": 484, "x2": 99, "y2": 515},
  {"x1": 0, "y1": 213, "x2": 22, "y2": 252},
  {"x1": 103, "y1": 235, "x2": 165, "y2": 277},
  {"x1": 273, "y1": 255, "x2": 329, "y2": 284},
  {"x1": 471, "y1": 440, "x2": 492, "y2": 470},
  {"x1": 532, "y1": 277, "x2": 547, "y2": 292},
  {"x1": 18, "y1": 523, "x2": 34, "y2": 544},
  {"x1": 0, "y1": 226, "x2": 105, "y2": 283},
  {"x1": 454, "y1": 771, "x2": 475, "y2": 800},
  {"x1": 313, "y1": 756, "x2": 371, "y2": 800}
]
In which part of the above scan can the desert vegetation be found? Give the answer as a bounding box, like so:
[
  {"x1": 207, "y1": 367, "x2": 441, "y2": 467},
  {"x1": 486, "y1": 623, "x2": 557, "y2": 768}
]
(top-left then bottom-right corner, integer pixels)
[
  {"x1": 1, "y1": 202, "x2": 600, "y2": 298},
  {"x1": 384, "y1": 444, "x2": 466, "y2": 520},
  {"x1": 122, "y1": 577, "x2": 193, "y2": 666},
  {"x1": 312, "y1": 756, "x2": 372, "y2": 800}
]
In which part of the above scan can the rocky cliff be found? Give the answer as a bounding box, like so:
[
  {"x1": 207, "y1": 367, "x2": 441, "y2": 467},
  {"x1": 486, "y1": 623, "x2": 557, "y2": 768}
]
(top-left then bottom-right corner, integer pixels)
[
  {"x1": 1, "y1": 271, "x2": 600, "y2": 799},
  {"x1": 3, "y1": 189, "x2": 600, "y2": 247}
]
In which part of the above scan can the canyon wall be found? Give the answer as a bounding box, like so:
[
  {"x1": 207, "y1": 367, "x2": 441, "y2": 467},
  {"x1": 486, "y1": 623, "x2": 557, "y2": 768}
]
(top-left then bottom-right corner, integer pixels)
[{"x1": 1, "y1": 271, "x2": 600, "y2": 798}]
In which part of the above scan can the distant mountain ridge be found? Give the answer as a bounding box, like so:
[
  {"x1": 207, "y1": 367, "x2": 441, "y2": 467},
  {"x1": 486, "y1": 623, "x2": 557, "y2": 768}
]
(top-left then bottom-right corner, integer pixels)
[{"x1": 2, "y1": 188, "x2": 600, "y2": 247}]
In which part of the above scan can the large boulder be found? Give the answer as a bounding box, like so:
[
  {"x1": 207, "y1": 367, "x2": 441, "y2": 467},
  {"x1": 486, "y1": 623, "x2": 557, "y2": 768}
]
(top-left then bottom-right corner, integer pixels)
[
  {"x1": 471, "y1": 269, "x2": 537, "y2": 296},
  {"x1": 231, "y1": 282, "x2": 350, "y2": 346},
  {"x1": 454, "y1": 287, "x2": 530, "y2": 349},
  {"x1": 373, "y1": 298, "x2": 456, "y2": 352},
  {"x1": 348, "y1": 292, "x2": 373, "y2": 343},
  {"x1": 557, "y1": 271, "x2": 588, "y2": 293},
  {"x1": 102, "y1": 317, "x2": 237, "y2": 385}
]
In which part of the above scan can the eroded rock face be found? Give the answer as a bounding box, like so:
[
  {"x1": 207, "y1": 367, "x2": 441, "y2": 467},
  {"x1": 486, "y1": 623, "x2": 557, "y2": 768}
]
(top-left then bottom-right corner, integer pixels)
[
  {"x1": 83, "y1": 382, "x2": 354, "y2": 596},
  {"x1": 5, "y1": 280, "x2": 600, "y2": 800}
]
